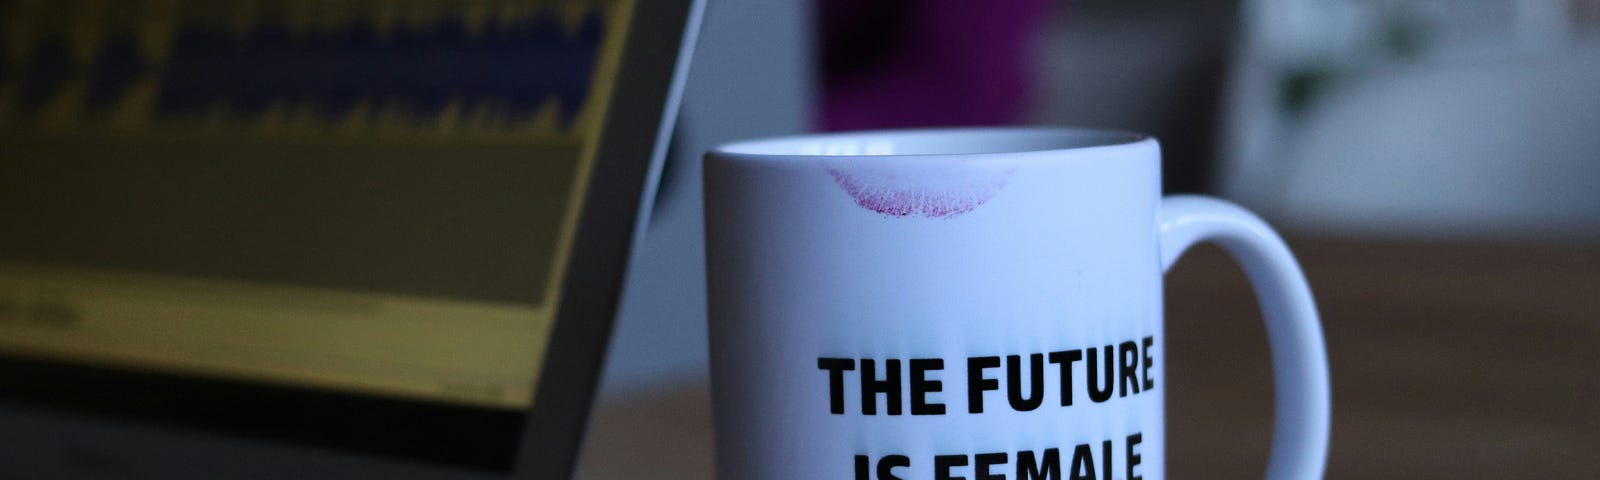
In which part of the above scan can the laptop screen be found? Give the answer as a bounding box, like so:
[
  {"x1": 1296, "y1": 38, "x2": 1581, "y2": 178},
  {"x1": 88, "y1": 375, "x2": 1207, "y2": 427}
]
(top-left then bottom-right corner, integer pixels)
[{"x1": 0, "y1": 0, "x2": 638, "y2": 471}]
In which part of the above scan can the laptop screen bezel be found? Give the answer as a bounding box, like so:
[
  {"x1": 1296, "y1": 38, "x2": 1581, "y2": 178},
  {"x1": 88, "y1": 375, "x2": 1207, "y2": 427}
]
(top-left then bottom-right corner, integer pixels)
[{"x1": 516, "y1": 0, "x2": 704, "y2": 476}]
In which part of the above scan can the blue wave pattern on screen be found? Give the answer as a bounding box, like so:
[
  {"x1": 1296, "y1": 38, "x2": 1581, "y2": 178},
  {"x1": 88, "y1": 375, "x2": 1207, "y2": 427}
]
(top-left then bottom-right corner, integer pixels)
[{"x1": 6, "y1": 9, "x2": 604, "y2": 131}]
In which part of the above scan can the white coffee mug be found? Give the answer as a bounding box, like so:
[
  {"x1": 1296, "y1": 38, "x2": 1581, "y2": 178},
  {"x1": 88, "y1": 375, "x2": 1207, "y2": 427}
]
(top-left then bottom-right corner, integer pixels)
[{"x1": 703, "y1": 128, "x2": 1329, "y2": 480}]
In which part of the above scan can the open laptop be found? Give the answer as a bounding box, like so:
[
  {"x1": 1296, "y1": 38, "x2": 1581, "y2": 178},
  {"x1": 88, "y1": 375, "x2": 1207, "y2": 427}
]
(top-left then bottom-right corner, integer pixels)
[{"x1": 0, "y1": 0, "x2": 702, "y2": 478}]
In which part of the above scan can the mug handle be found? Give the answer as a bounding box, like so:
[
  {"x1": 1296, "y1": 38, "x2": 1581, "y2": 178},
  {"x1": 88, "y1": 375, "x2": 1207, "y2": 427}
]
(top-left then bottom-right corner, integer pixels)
[{"x1": 1158, "y1": 195, "x2": 1331, "y2": 480}]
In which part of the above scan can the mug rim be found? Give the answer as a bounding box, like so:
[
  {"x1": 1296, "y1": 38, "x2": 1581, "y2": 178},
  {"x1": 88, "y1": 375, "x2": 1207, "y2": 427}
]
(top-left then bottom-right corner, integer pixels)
[{"x1": 710, "y1": 126, "x2": 1152, "y2": 159}]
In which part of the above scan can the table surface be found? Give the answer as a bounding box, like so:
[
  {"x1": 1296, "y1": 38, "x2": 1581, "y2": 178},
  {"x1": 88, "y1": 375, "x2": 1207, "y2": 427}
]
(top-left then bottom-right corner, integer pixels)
[{"x1": 577, "y1": 238, "x2": 1600, "y2": 479}]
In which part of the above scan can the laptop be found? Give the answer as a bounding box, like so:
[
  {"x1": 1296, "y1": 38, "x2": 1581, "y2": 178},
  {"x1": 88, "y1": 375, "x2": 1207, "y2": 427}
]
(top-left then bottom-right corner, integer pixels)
[{"x1": 0, "y1": 0, "x2": 703, "y2": 478}]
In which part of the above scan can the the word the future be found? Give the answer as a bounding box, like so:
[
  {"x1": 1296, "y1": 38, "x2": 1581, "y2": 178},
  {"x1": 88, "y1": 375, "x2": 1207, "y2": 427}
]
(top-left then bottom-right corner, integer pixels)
[{"x1": 819, "y1": 336, "x2": 1156, "y2": 480}]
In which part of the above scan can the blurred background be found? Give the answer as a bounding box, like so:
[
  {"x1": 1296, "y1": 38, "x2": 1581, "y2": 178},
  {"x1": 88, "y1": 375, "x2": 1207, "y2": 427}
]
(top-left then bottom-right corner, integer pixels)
[{"x1": 586, "y1": 0, "x2": 1598, "y2": 478}]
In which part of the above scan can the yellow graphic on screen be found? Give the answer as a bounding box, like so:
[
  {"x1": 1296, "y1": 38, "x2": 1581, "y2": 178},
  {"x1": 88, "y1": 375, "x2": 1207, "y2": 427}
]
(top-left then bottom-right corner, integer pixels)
[{"x1": 0, "y1": 0, "x2": 635, "y2": 410}]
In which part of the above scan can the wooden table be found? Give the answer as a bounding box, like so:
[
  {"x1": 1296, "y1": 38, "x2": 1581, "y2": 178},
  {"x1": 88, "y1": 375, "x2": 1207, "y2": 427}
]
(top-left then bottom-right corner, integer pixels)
[{"x1": 578, "y1": 239, "x2": 1600, "y2": 479}]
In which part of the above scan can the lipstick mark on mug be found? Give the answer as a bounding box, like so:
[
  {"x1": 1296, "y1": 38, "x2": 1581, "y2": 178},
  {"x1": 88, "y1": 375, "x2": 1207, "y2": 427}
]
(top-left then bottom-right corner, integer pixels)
[{"x1": 824, "y1": 160, "x2": 1014, "y2": 218}]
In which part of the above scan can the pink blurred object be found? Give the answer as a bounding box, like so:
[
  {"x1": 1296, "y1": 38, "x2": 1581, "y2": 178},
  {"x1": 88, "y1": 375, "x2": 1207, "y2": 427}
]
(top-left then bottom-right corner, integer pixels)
[{"x1": 819, "y1": 0, "x2": 1054, "y2": 131}]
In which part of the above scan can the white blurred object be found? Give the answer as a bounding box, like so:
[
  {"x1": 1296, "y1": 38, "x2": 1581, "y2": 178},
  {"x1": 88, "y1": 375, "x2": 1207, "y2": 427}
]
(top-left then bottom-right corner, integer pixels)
[
  {"x1": 1223, "y1": 0, "x2": 1600, "y2": 239},
  {"x1": 1276, "y1": 51, "x2": 1600, "y2": 238}
]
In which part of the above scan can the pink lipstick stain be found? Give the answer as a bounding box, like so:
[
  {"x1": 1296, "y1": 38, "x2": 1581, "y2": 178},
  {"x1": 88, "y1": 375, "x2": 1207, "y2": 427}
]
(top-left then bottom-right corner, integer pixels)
[{"x1": 824, "y1": 160, "x2": 1015, "y2": 218}]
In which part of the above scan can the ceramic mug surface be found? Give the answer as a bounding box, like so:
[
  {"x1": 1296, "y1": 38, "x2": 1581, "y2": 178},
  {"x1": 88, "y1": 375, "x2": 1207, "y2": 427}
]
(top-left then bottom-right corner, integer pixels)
[{"x1": 704, "y1": 128, "x2": 1329, "y2": 480}]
